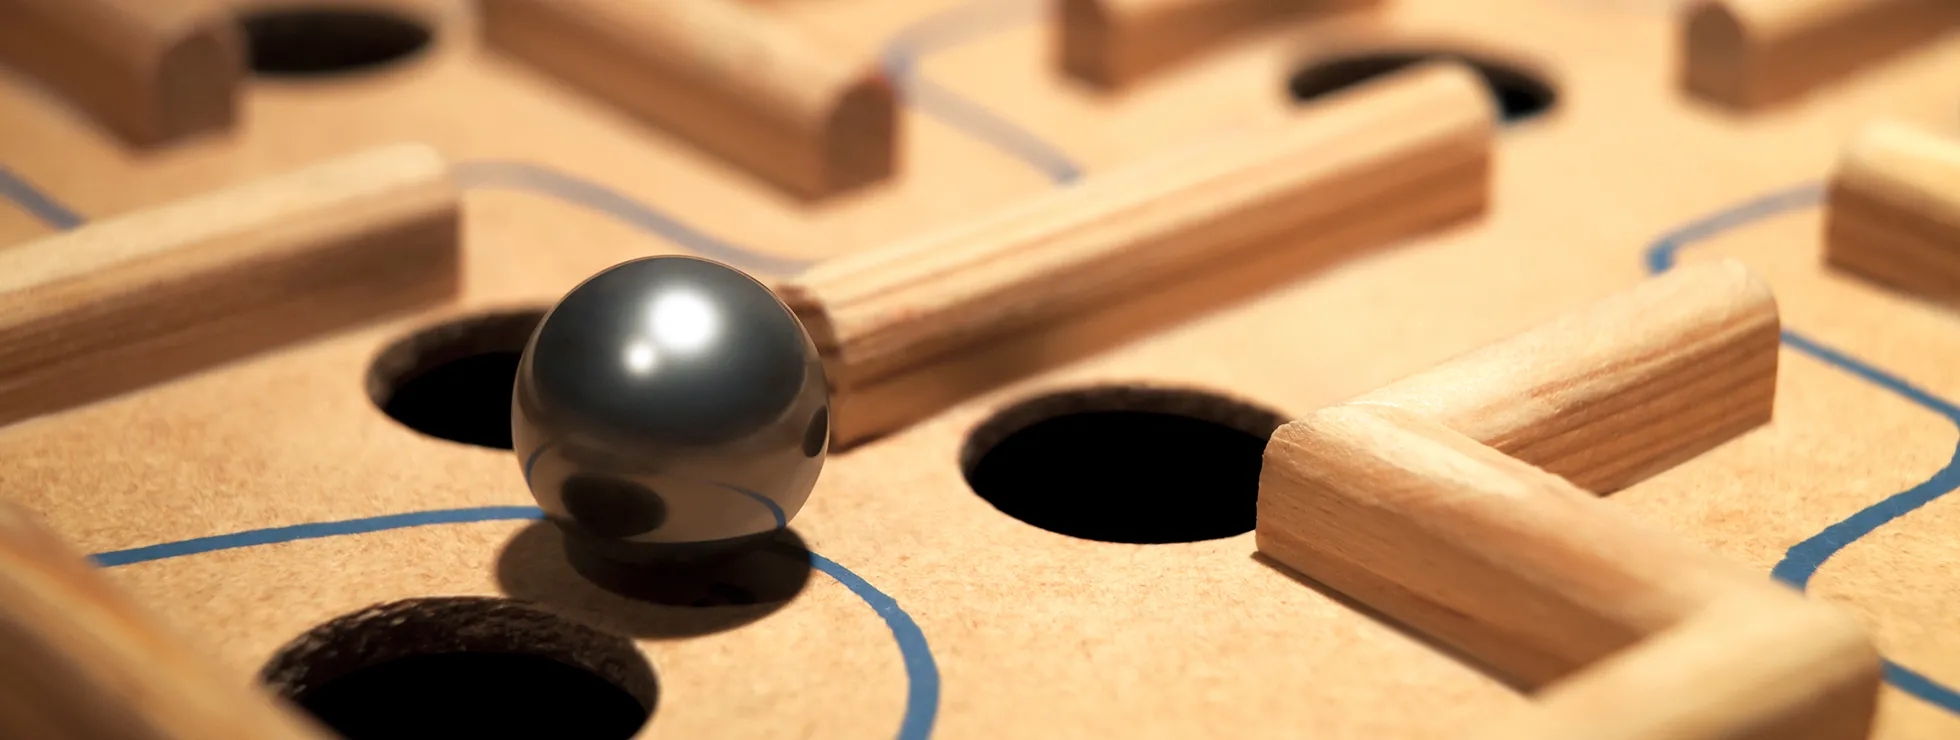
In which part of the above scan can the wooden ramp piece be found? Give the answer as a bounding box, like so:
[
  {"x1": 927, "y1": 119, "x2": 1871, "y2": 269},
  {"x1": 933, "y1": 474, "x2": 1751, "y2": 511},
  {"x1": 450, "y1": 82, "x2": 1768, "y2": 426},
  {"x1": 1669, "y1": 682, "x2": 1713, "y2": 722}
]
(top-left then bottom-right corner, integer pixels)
[
  {"x1": 1825, "y1": 118, "x2": 1960, "y2": 303},
  {"x1": 1682, "y1": 0, "x2": 1960, "y2": 111},
  {"x1": 480, "y1": 0, "x2": 897, "y2": 201},
  {"x1": 778, "y1": 60, "x2": 1494, "y2": 449},
  {"x1": 1057, "y1": 0, "x2": 1382, "y2": 89},
  {"x1": 0, "y1": 0, "x2": 243, "y2": 147},
  {"x1": 0, "y1": 143, "x2": 460, "y2": 428},
  {"x1": 1257, "y1": 260, "x2": 1882, "y2": 738},
  {"x1": 0, "y1": 500, "x2": 333, "y2": 739}
]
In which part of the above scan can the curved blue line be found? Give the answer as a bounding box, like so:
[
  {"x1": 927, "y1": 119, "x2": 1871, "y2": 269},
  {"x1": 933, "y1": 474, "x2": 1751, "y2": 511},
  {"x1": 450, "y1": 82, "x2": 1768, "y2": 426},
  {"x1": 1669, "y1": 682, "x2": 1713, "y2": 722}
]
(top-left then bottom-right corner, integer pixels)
[
  {"x1": 880, "y1": 0, "x2": 1082, "y2": 184},
  {"x1": 0, "y1": 166, "x2": 82, "y2": 230},
  {"x1": 89, "y1": 505, "x2": 938, "y2": 739},
  {"x1": 451, "y1": 161, "x2": 817, "y2": 276},
  {"x1": 1643, "y1": 184, "x2": 1960, "y2": 715},
  {"x1": 809, "y1": 551, "x2": 940, "y2": 739}
]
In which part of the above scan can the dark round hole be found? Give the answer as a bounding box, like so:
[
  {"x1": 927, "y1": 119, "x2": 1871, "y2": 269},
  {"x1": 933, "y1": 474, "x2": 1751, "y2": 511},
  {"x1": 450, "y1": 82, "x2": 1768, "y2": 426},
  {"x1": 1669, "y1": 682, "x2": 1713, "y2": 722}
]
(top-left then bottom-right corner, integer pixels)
[
  {"x1": 262, "y1": 597, "x2": 656, "y2": 739},
  {"x1": 561, "y1": 475, "x2": 669, "y2": 539},
  {"x1": 368, "y1": 309, "x2": 546, "y2": 450},
  {"x1": 237, "y1": 6, "x2": 434, "y2": 78},
  {"x1": 961, "y1": 386, "x2": 1288, "y2": 544},
  {"x1": 1287, "y1": 50, "x2": 1557, "y2": 124},
  {"x1": 802, "y1": 406, "x2": 829, "y2": 458}
]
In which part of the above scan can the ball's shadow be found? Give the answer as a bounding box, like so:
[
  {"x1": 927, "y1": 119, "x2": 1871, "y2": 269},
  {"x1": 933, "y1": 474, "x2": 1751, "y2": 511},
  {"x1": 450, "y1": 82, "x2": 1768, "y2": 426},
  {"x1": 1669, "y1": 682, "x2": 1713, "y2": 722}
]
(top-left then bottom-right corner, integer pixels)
[{"x1": 495, "y1": 521, "x2": 813, "y2": 639}]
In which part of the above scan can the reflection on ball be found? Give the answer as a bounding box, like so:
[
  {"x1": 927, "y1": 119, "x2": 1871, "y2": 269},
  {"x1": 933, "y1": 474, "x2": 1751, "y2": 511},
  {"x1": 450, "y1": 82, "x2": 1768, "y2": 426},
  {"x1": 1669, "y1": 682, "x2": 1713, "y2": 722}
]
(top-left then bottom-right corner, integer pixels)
[{"x1": 512, "y1": 256, "x2": 829, "y2": 564}]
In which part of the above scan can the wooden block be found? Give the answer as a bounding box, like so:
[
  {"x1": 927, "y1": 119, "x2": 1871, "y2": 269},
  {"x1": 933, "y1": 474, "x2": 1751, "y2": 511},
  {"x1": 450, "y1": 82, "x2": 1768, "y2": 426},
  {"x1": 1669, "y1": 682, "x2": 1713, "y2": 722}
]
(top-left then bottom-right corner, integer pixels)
[
  {"x1": 1257, "y1": 402, "x2": 1772, "y2": 687},
  {"x1": 1352, "y1": 259, "x2": 1779, "y2": 494},
  {"x1": 0, "y1": 143, "x2": 460, "y2": 428},
  {"x1": 1258, "y1": 260, "x2": 1880, "y2": 735},
  {"x1": 1824, "y1": 118, "x2": 1960, "y2": 303},
  {"x1": 779, "y1": 60, "x2": 1493, "y2": 448},
  {"x1": 1057, "y1": 0, "x2": 1381, "y2": 89},
  {"x1": 480, "y1": 0, "x2": 897, "y2": 200},
  {"x1": 0, "y1": 500, "x2": 330, "y2": 739},
  {"x1": 0, "y1": 0, "x2": 242, "y2": 147},
  {"x1": 1475, "y1": 592, "x2": 1881, "y2": 740},
  {"x1": 1682, "y1": 0, "x2": 1960, "y2": 110}
]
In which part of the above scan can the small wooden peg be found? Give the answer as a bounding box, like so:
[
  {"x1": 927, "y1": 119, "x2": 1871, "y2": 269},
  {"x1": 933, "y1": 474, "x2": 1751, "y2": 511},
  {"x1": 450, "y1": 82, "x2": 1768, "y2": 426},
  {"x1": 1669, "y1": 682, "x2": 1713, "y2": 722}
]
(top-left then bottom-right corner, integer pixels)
[
  {"x1": 480, "y1": 0, "x2": 897, "y2": 200},
  {"x1": 1351, "y1": 259, "x2": 1779, "y2": 494},
  {"x1": 0, "y1": 0, "x2": 242, "y2": 147},
  {"x1": 1057, "y1": 0, "x2": 1381, "y2": 89},
  {"x1": 1682, "y1": 0, "x2": 1960, "y2": 110},
  {"x1": 0, "y1": 143, "x2": 461, "y2": 427},
  {"x1": 1473, "y1": 592, "x2": 1880, "y2": 740},
  {"x1": 1825, "y1": 118, "x2": 1960, "y2": 304},
  {"x1": 780, "y1": 60, "x2": 1493, "y2": 448},
  {"x1": 0, "y1": 500, "x2": 331, "y2": 739}
]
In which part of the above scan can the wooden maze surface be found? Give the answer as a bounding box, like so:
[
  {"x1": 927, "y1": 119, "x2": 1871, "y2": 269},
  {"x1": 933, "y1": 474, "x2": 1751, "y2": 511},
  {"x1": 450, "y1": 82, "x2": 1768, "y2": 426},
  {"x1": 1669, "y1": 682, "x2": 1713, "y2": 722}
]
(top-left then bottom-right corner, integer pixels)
[{"x1": 3, "y1": 0, "x2": 1960, "y2": 738}]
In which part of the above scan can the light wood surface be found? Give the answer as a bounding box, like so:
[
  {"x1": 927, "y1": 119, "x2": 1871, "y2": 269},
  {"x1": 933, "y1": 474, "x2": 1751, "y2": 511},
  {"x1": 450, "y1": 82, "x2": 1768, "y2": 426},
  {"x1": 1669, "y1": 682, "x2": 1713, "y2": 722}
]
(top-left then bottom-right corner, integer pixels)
[
  {"x1": 1477, "y1": 591, "x2": 1882, "y2": 740},
  {"x1": 480, "y1": 0, "x2": 897, "y2": 200},
  {"x1": 0, "y1": 142, "x2": 459, "y2": 428},
  {"x1": 1825, "y1": 119, "x2": 1960, "y2": 305},
  {"x1": 781, "y1": 60, "x2": 1491, "y2": 447},
  {"x1": 0, "y1": 500, "x2": 329, "y2": 740},
  {"x1": 1055, "y1": 0, "x2": 1380, "y2": 88},
  {"x1": 0, "y1": 0, "x2": 1958, "y2": 737},
  {"x1": 1259, "y1": 262, "x2": 1878, "y2": 734},
  {"x1": 1351, "y1": 257, "x2": 1780, "y2": 494},
  {"x1": 1682, "y1": 0, "x2": 1960, "y2": 110},
  {"x1": 0, "y1": 0, "x2": 241, "y2": 147}
]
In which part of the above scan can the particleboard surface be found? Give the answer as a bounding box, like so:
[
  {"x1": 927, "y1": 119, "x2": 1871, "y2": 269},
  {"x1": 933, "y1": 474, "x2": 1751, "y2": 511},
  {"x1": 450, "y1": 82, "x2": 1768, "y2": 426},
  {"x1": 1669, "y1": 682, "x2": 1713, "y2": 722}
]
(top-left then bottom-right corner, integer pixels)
[{"x1": 1, "y1": 0, "x2": 1959, "y2": 738}]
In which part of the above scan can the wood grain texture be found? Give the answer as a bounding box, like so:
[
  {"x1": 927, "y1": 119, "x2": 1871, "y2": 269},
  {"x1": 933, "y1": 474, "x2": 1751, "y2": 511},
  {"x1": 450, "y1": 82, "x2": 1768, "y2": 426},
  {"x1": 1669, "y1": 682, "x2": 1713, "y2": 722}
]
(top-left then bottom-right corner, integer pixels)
[
  {"x1": 1477, "y1": 591, "x2": 1880, "y2": 740},
  {"x1": 1825, "y1": 119, "x2": 1960, "y2": 304},
  {"x1": 1055, "y1": 0, "x2": 1380, "y2": 89},
  {"x1": 1258, "y1": 261, "x2": 1880, "y2": 736},
  {"x1": 0, "y1": 0, "x2": 240, "y2": 147},
  {"x1": 0, "y1": 143, "x2": 459, "y2": 428},
  {"x1": 780, "y1": 60, "x2": 1491, "y2": 447},
  {"x1": 1257, "y1": 402, "x2": 1775, "y2": 688},
  {"x1": 0, "y1": 0, "x2": 1957, "y2": 736},
  {"x1": 0, "y1": 500, "x2": 329, "y2": 740},
  {"x1": 480, "y1": 0, "x2": 897, "y2": 200},
  {"x1": 1352, "y1": 259, "x2": 1780, "y2": 494},
  {"x1": 1682, "y1": 0, "x2": 1960, "y2": 110}
]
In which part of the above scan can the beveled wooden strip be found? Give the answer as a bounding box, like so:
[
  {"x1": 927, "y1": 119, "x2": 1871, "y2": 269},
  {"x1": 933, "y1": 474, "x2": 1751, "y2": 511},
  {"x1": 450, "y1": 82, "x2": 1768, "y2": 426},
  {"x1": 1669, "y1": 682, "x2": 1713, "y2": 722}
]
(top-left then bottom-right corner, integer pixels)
[
  {"x1": 0, "y1": 143, "x2": 460, "y2": 427},
  {"x1": 1825, "y1": 119, "x2": 1960, "y2": 303},
  {"x1": 1351, "y1": 259, "x2": 1780, "y2": 494},
  {"x1": 1682, "y1": 0, "x2": 1960, "y2": 110},
  {"x1": 779, "y1": 60, "x2": 1492, "y2": 448},
  {"x1": 1257, "y1": 402, "x2": 1771, "y2": 688},
  {"x1": 480, "y1": 0, "x2": 896, "y2": 200},
  {"x1": 1056, "y1": 0, "x2": 1381, "y2": 89},
  {"x1": 1473, "y1": 591, "x2": 1880, "y2": 740},
  {"x1": 0, "y1": 500, "x2": 331, "y2": 740},
  {"x1": 0, "y1": 0, "x2": 241, "y2": 147}
]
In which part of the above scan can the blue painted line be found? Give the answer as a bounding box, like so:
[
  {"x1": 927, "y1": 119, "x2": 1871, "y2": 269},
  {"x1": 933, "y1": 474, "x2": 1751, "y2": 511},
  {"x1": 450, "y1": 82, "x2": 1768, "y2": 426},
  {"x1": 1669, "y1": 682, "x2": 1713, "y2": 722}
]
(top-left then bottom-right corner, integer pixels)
[
  {"x1": 451, "y1": 161, "x2": 817, "y2": 276},
  {"x1": 809, "y1": 551, "x2": 940, "y2": 740},
  {"x1": 1644, "y1": 183, "x2": 1960, "y2": 715},
  {"x1": 0, "y1": 165, "x2": 83, "y2": 230},
  {"x1": 90, "y1": 507, "x2": 547, "y2": 567},
  {"x1": 90, "y1": 505, "x2": 938, "y2": 739},
  {"x1": 880, "y1": 0, "x2": 1082, "y2": 184}
]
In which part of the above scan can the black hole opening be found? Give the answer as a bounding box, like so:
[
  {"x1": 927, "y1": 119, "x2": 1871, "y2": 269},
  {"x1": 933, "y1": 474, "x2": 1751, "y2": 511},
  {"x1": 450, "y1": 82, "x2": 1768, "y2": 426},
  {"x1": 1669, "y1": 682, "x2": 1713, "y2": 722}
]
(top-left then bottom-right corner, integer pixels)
[
  {"x1": 262, "y1": 597, "x2": 656, "y2": 740},
  {"x1": 237, "y1": 7, "x2": 434, "y2": 78},
  {"x1": 961, "y1": 386, "x2": 1287, "y2": 544},
  {"x1": 1287, "y1": 51, "x2": 1557, "y2": 124},
  {"x1": 369, "y1": 309, "x2": 546, "y2": 450}
]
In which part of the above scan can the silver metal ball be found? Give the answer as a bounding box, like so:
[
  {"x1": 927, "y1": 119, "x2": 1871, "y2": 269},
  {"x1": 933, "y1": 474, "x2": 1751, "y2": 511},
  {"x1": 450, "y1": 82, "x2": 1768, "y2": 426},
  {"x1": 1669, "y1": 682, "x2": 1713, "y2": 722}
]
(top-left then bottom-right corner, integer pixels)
[{"x1": 512, "y1": 256, "x2": 828, "y2": 563}]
